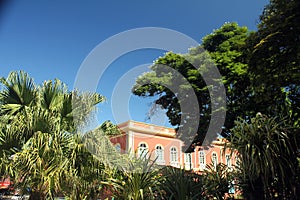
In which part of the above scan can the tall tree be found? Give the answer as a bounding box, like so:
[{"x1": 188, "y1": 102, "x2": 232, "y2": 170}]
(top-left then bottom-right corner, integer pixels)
[
  {"x1": 246, "y1": 0, "x2": 300, "y2": 126},
  {"x1": 243, "y1": 1, "x2": 300, "y2": 198},
  {"x1": 133, "y1": 23, "x2": 250, "y2": 150},
  {"x1": 201, "y1": 22, "x2": 251, "y2": 133}
]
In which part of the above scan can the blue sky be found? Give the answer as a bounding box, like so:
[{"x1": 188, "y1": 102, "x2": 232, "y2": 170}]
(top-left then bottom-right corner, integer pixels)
[{"x1": 0, "y1": 0, "x2": 268, "y2": 128}]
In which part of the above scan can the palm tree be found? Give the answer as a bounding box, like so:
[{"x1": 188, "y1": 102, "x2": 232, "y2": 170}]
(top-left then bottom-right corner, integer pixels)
[
  {"x1": 0, "y1": 71, "x2": 38, "y2": 177},
  {"x1": 0, "y1": 71, "x2": 106, "y2": 199},
  {"x1": 0, "y1": 71, "x2": 37, "y2": 116}
]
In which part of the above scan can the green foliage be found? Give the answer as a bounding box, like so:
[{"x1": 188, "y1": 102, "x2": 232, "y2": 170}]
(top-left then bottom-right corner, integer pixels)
[
  {"x1": 228, "y1": 113, "x2": 297, "y2": 199},
  {"x1": 104, "y1": 156, "x2": 163, "y2": 200},
  {"x1": 0, "y1": 71, "x2": 108, "y2": 199},
  {"x1": 133, "y1": 51, "x2": 212, "y2": 149},
  {"x1": 14, "y1": 131, "x2": 73, "y2": 199},
  {"x1": 160, "y1": 166, "x2": 205, "y2": 200},
  {"x1": 246, "y1": 0, "x2": 300, "y2": 126},
  {"x1": 133, "y1": 22, "x2": 250, "y2": 148},
  {"x1": 203, "y1": 163, "x2": 233, "y2": 200},
  {"x1": 0, "y1": 71, "x2": 37, "y2": 115},
  {"x1": 99, "y1": 120, "x2": 122, "y2": 136},
  {"x1": 202, "y1": 23, "x2": 251, "y2": 132}
]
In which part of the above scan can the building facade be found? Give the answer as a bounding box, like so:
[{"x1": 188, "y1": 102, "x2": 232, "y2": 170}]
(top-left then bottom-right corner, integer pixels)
[{"x1": 110, "y1": 120, "x2": 237, "y2": 171}]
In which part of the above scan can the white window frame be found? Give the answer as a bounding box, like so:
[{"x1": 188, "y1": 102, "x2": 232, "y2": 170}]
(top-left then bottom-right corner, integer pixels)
[
  {"x1": 170, "y1": 147, "x2": 179, "y2": 167},
  {"x1": 155, "y1": 145, "x2": 165, "y2": 164},
  {"x1": 184, "y1": 153, "x2": 192, "y2": 170},
  {"x1": 137, "y1": 142, "x2": 148, "y2": 158},
  {"x1": 225, "y1": 154, "x2": 232, "y2": 168},
  {"x1": 199, "y1": 150, "x2": 206, "y2": 169},
  {"x1": 212, "y1": 152, "x2": 218, "y2": 169}
]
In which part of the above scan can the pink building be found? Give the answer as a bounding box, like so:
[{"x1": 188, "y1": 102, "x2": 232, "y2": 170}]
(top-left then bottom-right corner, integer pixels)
[{"x1": 110, "y1": 120, "x2": 238, "y2": 171}]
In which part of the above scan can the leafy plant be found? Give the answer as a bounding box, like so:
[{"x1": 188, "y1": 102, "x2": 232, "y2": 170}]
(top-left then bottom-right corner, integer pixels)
[
  {"x1": 228, "y1": 113, "x2": 296, "y2": 199},
  {"x1": 203, "y1": 163, "x2": 233, "y2": 200},
  {"x1": 104, "y1": 155, "x2": 163, "y2": 200},
  {"x1": 161, "y1": 166, "x2": 205, "y2": 200}
]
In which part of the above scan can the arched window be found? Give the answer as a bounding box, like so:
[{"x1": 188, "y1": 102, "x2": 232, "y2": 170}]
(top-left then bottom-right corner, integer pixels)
[
  {"x1": 138, "y1": 142, "x2": 148, "y2": 158},
  {"x1": 115, "y1": 143, "x2": 121, "y2": 152},
  {"x1": 170, "y1": 147, "x2": 178, "y2": 163},
  {"x1": 155, "y1": 145, "x2": 164, "y2": 164},
  {"x1": 184, "y1": 153, "x2": 192, "y2": 170},
  {"x1": 212, "y1": 152, "x2": 218, "y2": 169},
  {"x1": 199, "y1": 151, "x2": 206, "y2": 169},
  {"x1": 225, "y1": 154, "x2": 232, "y2": 168}
]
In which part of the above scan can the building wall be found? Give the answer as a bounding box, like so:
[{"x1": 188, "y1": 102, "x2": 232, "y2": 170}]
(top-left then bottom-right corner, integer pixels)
[
  {"x1": 110, "y1": 134, "x2": 127, "y2": 153},
  {"x1": 111, "y1": 120, "x2": 237, "y2": 171},
  {"x1": 193, "y1": 138, "x2": 238, "y2": 172},
  {"x1": 132, "y1": 131, "x2": 183, "y2": 167}
]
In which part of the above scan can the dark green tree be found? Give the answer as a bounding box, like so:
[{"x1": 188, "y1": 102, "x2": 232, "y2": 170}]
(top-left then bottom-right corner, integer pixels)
[
  {"x1": 133, "y1": 23, "x2": 250, "y2": 150},
  {"x1": 243, "y1": 0, "x2": 300, "y2": 198},
  {"x1": 246, "y1": 0, "x2": 300, "y2": 126},
  {"x1": 201, "y1": 22, "x2": 251, "y2": 134}
]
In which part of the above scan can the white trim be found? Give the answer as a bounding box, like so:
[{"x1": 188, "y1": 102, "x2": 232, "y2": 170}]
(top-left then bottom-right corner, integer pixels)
[
  {"x1": 212, "y1": 152, "x2": 218, "y2": 169},
  {"x1": 199, "y1": 150, "x2": 206, "y2": 169},
  {"x1": 184, "y1": 153, "x2": 193, "y2": 170},
  {"x1": 225, "y1": 154, "x2": 232, "y2": 168},
  {"x1": 155, "y1": 144, "x2": 165, "y2": 165},
  {"x1": 127, "y1": 130, "x2": 135, "y2": 154},
  {"x1": 131, "y1": 131, "x2": 182, "y2": 142},
  {"x1": 137, "y1": 142, "x2": 149, "y2": 158},
  {"x1": 170, "y1": 146, "x2": 179, "y2": 167}
]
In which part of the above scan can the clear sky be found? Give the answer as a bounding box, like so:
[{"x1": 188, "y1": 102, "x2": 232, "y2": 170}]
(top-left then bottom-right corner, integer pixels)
[{"x1": 0, "y1": 0, "x2": 269, "y2": 128}]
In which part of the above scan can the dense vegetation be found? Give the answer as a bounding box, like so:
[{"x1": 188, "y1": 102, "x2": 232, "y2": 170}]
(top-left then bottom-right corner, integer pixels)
[
  {"x1": 0, "y1": 0, "x2": 299, "y2": 199},
  {"x1": 133, "y1": 0, "x2": 299, "y2": 199}
]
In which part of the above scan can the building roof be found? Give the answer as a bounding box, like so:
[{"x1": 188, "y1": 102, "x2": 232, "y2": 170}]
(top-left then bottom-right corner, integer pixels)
[{"x1": 118, "y1": 120, "x2": 177, "y2": 138}]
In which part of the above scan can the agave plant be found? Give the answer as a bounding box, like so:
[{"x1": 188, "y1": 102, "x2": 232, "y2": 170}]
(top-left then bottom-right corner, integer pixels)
[
  {"x1": 227, "y1": 113, "x2": 296, "y2": 199},
  {"x1": 161, "y1": 166, "x2": 205, "y2": 200},
  {"x1": 103, "y1": 154, "x2": 164, "y2": 200},
  {"x1": 203, "y1": 163, "x2": 233, "y2": 200}
]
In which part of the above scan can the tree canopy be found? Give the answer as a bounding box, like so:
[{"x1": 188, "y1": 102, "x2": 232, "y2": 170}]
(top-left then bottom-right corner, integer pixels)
[
  {"x1": 133, "y1": 22, "x2": 250, "y2": 150},
  {"x1": 246, "y1": 0, "x2": 300, "y2": 127}
]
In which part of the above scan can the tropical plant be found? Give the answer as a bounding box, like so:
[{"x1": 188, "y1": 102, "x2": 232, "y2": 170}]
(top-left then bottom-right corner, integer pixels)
[
  {"x1": 104, "y1": 155, "x2": 164, "y2": 200},
  {"x1": 203, "y1": 163, "x2": 233, "y2": 200},
  {"x1": 13, "y1": 131, "x2": 72, "y2": 199},
  {"x1": 227, "y1": 113, "x2": 297, "y2": 199},
  {"x1": 99, "y1": 120, "x2": 122, "y2": 136},
  {"x1": 0, "y1": 71, "x2": 106, "y2": 199},
  {"x1": 161, "y1": 166, "x2": 205, "y2": 200}
]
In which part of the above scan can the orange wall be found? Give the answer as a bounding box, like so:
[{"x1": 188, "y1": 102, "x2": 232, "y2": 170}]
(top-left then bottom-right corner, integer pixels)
[
  {"x1": 111, "y1": 121, "x2": 237, "y2": 171},
  {"x1": 132, "y1": 131, "x2": 182, "y2": 165},
  {"x1": 110, "y1": 134, "x2": 127, "y2": 153}
]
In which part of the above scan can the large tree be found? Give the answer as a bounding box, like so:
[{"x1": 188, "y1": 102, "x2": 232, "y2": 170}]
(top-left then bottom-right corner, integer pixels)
[
  {"x1": 240, "y1": 0, "x2": 300, "y2": 198},
  {"x1": 133, "y1": 23, "x2": 250, "y2": 150},
  {"x1": 246, "y1": 0, "x2": 300, "y2": 126}
]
